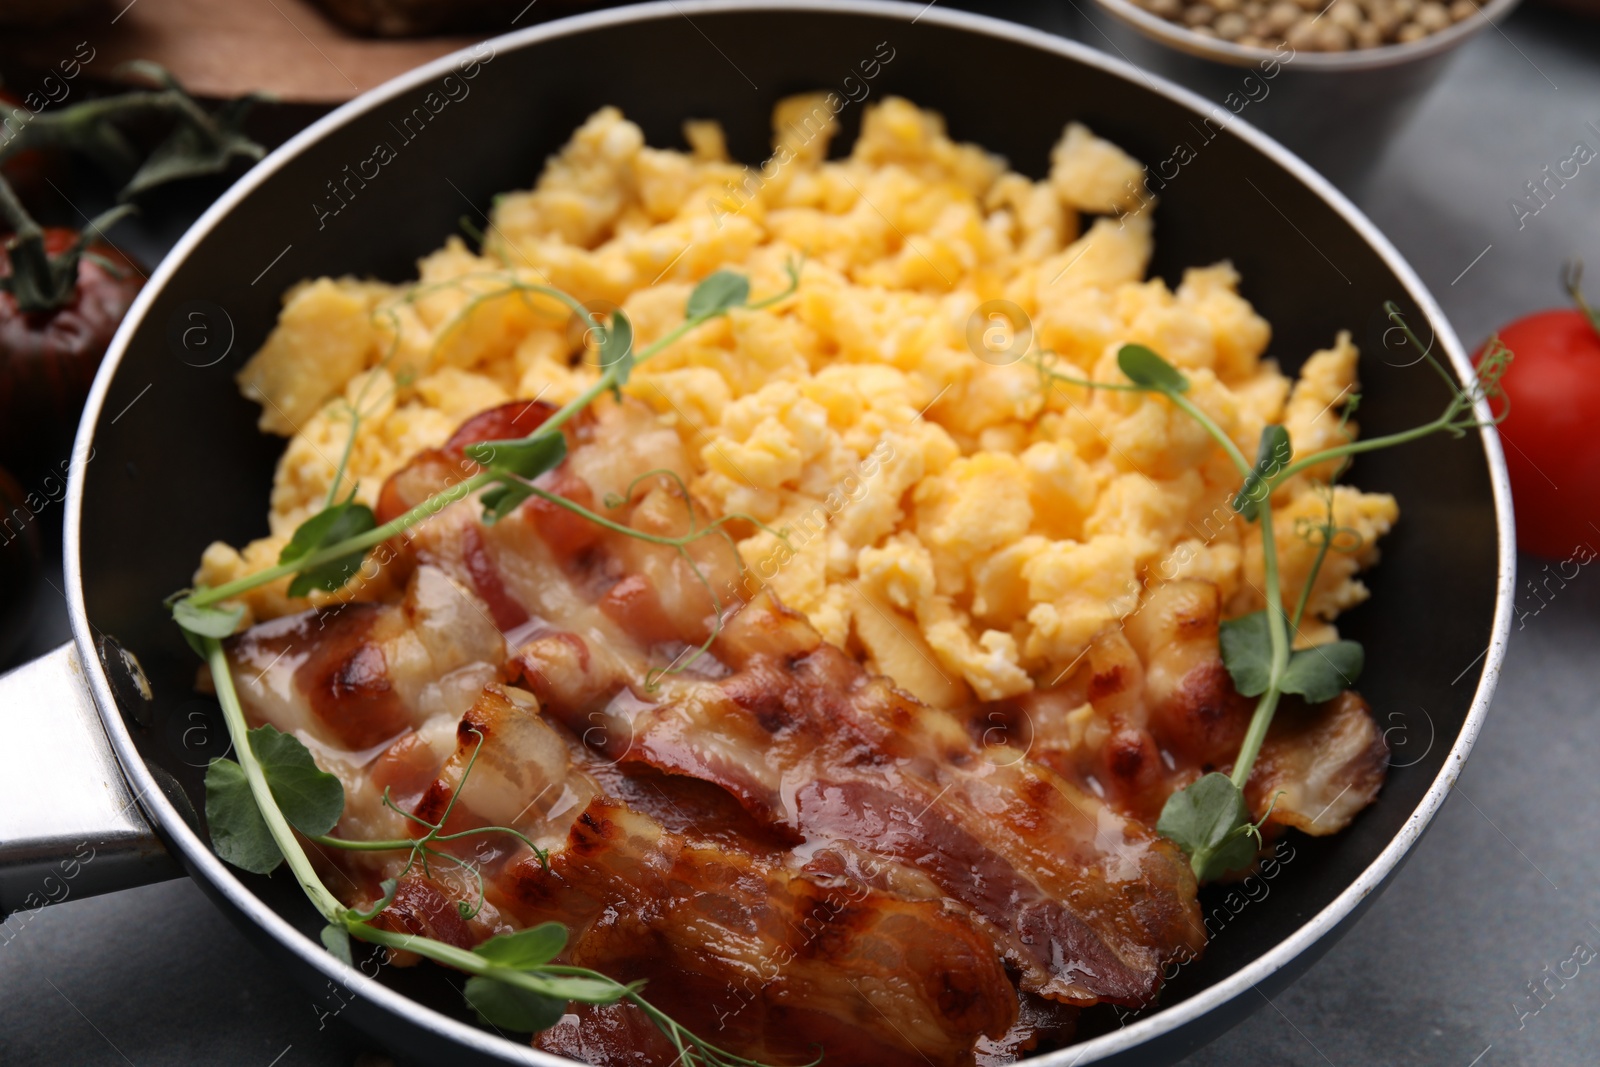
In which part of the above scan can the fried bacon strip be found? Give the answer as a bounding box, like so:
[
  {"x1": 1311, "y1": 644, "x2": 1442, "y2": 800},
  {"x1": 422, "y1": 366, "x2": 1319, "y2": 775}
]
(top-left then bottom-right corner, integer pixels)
[
  {"x1": 221, "y1": 396, "x2": 1389, "y2": 1067},
  {"x1": 1003, "y1": 580, "x2": 1388, "y2": 837},
  {"x1": 568, "y1": 617, "x2": 1207, "y2": 1006},
  {"x1": 1246, "y1": 691, "x2": 1387, "y2": 834},
  {"x1": 227, "y1": 564, "x2": 508, "y2": 860},
  {"x1": 405, "y1": 685, "x2": 1023, "y2": 1065},
  {"x1": 507, "y1": 794, "x2": 1019, "y2": 1067},
  {"x1": 228, "y1": 564, "x2": 506, "y2": 754}
]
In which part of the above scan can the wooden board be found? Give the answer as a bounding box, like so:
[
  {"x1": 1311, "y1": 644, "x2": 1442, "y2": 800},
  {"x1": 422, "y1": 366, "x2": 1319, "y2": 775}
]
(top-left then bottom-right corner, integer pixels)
[{"x1": 0, "y1": 0, "x2": 485, "y2": 103}]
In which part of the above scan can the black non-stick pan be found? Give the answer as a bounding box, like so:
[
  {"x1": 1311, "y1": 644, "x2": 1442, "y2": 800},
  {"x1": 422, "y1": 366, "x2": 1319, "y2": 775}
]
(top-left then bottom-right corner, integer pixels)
[{"x1": 0, "y1": 3, "x2": 1514, "y2": 1064}]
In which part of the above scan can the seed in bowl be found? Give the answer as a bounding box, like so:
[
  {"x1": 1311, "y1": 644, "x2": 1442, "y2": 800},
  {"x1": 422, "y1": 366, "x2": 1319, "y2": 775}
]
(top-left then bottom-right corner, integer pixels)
[{"x1": 1131, "y1": 0, "x2": 1483, "y2": 49}]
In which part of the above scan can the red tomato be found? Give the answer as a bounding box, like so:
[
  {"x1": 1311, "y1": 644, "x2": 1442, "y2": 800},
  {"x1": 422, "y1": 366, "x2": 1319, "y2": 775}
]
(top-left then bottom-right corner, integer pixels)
[
  {"x1": 1479, "y1": 306, "x2": 1600, "y2": 559},
  {"x1": 0, "y1": 227, "x2": 143, "y2": 478}
]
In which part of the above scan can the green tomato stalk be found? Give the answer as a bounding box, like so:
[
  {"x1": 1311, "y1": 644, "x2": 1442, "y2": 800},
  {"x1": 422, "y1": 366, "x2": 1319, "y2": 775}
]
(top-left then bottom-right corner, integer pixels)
[{"x1": 1, "y1": 62, "x2": 265, "y2": 313}]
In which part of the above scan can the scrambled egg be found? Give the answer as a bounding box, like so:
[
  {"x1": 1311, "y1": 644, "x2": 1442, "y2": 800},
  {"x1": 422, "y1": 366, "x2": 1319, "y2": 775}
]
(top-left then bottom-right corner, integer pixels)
[{"x1": 205, "y1": 96, "x2": 1397, "y2": 707}]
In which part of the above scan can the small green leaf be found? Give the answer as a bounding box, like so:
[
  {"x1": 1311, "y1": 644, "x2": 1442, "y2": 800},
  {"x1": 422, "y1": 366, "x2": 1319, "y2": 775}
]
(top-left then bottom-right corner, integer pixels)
[
  {"x1": 172, "y1": 597, "x2": 244, "y2": 639},
  {"x1": 473, "y1": 922, "x2": 568, "y2": 970},
  {"x1": 600, "y1": 310, "x2": 634, "y2": 392},
  {"x1": 250, "y1": 724, "x2": 344, "y2": 836},
  {"x1": 1218, "y1": 611, "x2": 1273, "y2": 698},
  {"x1": 1156, "y1": 771, "x2": 1259, "y2": 881},
  {"x1": 321, "y1": 922, "x2": 354, "y2": 966},
  {"x1": 280, "y1": 500, "x2": 377, "y2": 599},
  {"x1": 464, "y1": 432, "x2": 567, "y2": 480},
  {"x1": 286, "y1": 538, "x2": 374, "y2": 597},
  {"x1": 1233, "y1": 424, "x2": 1292, "y2": 521},
  {"x1": 465, "y1": 433, "x2": 567, "y2": 525},
  {"x1": 1280, "y1": 640, "x2": 1364, "y2": 704},
  {"x1": 202, "y1": 728, "x2": 343, "y2": 874},
  {"x1": 685, "y1": 270, "x2": 750, "y2": 320},
  {"x1": 1220, "y1": 612, "x2": 1363, "y2": 704},
  {"x1": 463, "y1": 975, "x2": 567, "y2": 1032},
  {"x1": 515, "y1": 973, "x2": 628, "y2": 1003},
  {"x1": 279, "y1": 499, "x2": 350, "y2": 565},
  {"x1": 204, "y1": 757, "x2": 283, "y2": 875},
  {"x1": 478, "y1": 483, "x2": 535, "y2": 525},
  {"x1": 1117, "y1": 343, "x2": 1190, "y2": 393},
  {"x1": 1198, "y1": 822, "x2": 1263, "y2": 882},
  {"x1": 1157, "y1": 772, "x2": 1246, "y2": 854}
]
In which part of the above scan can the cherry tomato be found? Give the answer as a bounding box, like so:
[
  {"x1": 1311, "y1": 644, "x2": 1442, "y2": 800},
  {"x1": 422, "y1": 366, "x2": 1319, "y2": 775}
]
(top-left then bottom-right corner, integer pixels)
[
  {"x1": 0, "y1": 227, "x2": 143, "y2": 479},
  {"x1": 1479, "y1": 301, "x2": 1600, "y2": 560}
]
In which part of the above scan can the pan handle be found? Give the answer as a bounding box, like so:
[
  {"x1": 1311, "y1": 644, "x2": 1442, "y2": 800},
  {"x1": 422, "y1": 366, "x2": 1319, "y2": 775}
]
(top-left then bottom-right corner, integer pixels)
[{"x1": 0, "y1": 643, "x2": 178, "y2": 920}]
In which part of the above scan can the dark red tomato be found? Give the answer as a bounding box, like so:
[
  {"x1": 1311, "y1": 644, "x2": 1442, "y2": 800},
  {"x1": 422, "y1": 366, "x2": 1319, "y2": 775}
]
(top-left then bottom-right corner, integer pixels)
[
  {"x1": 0, "y1": 462, "x2": 41, "y2": 665},
  {"x1": 1478, "y1": 308, "x2": 1600, "y2": 560},
  {"x1": 0, "y1": 227, "x2": 143, "y2": 478}
]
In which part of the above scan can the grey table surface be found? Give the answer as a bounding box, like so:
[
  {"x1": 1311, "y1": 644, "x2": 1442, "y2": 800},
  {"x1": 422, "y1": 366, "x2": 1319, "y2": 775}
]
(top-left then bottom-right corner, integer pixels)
[{"x1": 2, "y1": 3, "x2": 1597, "y2": 1066}]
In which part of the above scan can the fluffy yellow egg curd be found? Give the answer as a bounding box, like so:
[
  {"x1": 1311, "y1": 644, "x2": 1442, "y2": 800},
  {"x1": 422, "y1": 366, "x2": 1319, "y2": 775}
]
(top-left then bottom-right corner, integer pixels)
[{"x1": 201, "y1": 95, "x2": 1395, "y2": 708}]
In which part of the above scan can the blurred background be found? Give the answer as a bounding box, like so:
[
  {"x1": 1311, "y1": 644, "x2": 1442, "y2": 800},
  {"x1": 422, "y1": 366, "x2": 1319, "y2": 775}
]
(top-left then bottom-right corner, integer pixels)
[{"x1": 0, "y1": 1, "x2": 1596, "y2": 1065}]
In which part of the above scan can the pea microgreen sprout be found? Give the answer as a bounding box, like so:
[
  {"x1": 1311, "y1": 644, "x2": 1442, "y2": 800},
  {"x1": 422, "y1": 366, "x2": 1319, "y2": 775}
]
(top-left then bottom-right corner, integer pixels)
[{"x1": 1022, "y1": 317, "x2": 1509, "y2": 881}]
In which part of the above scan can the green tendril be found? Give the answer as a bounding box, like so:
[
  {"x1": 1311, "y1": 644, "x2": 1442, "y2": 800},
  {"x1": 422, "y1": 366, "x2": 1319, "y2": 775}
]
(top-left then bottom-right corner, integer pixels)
[
  {"x1": 1027, "y1": 349, "x2": 1147, "y2": 394},
  {"x1": 313, "y1": 726, "x2": 550, "y2": 874}
]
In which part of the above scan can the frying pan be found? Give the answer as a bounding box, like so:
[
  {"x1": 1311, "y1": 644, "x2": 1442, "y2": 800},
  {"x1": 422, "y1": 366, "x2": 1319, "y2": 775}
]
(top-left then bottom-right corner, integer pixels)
[{"x1": 0, "y1": 2, "x2": 1515, "y2": 1064}]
